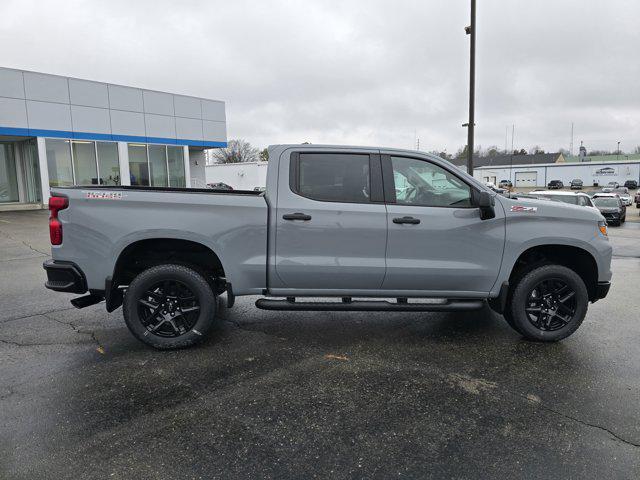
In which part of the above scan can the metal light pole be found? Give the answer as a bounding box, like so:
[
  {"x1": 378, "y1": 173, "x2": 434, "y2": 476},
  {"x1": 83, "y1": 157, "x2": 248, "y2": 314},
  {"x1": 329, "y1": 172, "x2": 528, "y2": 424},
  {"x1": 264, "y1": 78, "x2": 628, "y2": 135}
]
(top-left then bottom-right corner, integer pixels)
[
  {"x1": 617, "y1": 141, "x2": 620, "y2": 160},
  {"x1": 465, "y1": 0, "x2": 476, "y2": 176}
]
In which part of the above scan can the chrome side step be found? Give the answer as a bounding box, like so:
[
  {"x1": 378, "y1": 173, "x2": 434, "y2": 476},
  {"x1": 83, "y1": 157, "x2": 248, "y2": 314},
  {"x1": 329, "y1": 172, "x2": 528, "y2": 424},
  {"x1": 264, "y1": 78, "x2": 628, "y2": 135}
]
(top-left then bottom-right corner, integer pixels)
[{"x1": 255, "y1": 298, "x2": 484, "y2": 312}]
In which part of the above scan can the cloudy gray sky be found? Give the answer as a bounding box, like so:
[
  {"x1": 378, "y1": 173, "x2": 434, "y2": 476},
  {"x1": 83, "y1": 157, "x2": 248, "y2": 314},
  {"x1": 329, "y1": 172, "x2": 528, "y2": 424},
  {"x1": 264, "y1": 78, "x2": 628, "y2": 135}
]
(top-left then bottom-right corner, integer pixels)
[{"x1": 1, "y1": 0, "x2": 638, "y2": 154}]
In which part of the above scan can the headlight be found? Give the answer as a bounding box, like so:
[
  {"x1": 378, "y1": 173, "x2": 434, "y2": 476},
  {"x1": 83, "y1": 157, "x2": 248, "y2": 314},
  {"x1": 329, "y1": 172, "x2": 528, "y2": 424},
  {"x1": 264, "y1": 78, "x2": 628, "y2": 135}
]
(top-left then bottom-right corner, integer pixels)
[{"x1": 598, "y1": 220, "x2": 608, "y2": 236}]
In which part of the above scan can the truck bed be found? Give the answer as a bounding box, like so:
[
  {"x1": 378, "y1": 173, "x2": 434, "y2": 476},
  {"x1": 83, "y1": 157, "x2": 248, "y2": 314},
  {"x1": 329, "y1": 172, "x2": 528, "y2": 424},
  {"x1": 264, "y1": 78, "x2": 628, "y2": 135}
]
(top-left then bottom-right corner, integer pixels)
[{"x1": 50, "y1": 185, "x2": 269, "y2": 295}]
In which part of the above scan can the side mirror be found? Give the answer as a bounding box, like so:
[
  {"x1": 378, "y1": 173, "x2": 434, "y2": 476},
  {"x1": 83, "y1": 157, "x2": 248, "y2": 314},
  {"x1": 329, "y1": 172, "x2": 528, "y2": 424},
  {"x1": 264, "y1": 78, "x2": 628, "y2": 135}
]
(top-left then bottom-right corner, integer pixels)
[{"x1": 476, "y1": 190, "x2": 495, "y2": 220}]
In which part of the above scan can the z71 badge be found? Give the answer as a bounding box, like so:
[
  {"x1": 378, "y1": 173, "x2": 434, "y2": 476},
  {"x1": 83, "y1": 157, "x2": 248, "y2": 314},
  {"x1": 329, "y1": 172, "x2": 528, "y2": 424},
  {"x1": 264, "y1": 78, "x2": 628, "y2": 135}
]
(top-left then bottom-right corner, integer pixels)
[
  {"x1": 84, "y1": 191, "x2": 123, "y2": 200},
  {"x1": 510, "y1": 205, "x2": 537, "y2": 213}
]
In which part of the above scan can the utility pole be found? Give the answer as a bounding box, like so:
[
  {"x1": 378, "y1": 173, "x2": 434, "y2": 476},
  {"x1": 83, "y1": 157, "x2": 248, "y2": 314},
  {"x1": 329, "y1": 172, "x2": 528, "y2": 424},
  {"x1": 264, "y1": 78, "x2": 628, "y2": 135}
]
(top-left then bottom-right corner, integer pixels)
[
  {"x1": 617, "y1": 141, "x2": 620, "y2": 160},
  {"x1": 570, "y1": 122, "x2": 574, "y2": 156},
  {"x1": 465, "y1": 0, "x2": 476, "y2": 175},
  {"x1": 511, "y1": 124, "x2": 515, "y2": 153},
  {"x1": 504, "y1": 126, "x2": 508, "y2": 153}
]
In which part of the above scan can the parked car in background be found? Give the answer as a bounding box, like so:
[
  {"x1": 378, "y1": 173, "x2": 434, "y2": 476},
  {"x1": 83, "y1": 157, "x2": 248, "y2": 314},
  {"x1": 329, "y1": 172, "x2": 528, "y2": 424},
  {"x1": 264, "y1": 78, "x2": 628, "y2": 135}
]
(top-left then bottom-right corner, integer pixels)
[
  {"x1": 570, "y1": 179, "x2": 583, "y2": 190},
  {"x1": 207, "y1": 182, "x2": 234, "y2": 190},
  {"x1": 529, "y1": 191, "x2": 596, "y2": 210},
  {"x1": 606, "y1": 181, "x2": 620, "y2": 189},
  {"x1": 547, "y1": 180, "x2": 564, "y2": 189},
  {"x1": 498, "y1": 179, "x2": 512, "y2": 188},
  {"x1": 613, "y1": 187, "x2": 633, "y2": 206},
  {"x1": 624, "y1": 180, "x2": 638, "y2": 189},
  {"x1": 593, "y1": 193, "x2": 626, "y2": 225}
]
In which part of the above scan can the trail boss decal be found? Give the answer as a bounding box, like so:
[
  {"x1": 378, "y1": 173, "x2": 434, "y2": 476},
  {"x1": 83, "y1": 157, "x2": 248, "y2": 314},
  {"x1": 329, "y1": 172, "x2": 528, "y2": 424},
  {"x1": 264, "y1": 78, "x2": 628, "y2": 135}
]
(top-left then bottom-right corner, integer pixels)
[
  {"x1": 510, "y1": 205, "x2": 537, "y2": 213},
  {"x1": 84, "y1": 191, "x2": 123, "y2": 200}
]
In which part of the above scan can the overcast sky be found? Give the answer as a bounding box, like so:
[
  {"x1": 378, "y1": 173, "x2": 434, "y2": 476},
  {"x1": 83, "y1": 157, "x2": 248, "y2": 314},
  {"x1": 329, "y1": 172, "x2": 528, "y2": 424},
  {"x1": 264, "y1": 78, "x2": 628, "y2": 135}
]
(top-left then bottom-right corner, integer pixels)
[{"x1": 1, "y1": 0, "x2": 639, "y2": 154}]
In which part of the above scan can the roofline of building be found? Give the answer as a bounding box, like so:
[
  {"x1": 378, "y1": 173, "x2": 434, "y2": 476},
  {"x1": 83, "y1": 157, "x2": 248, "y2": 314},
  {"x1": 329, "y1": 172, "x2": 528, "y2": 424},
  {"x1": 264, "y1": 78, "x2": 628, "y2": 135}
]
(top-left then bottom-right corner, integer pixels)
[
  {"x1": 1, "y1": 65, "x2": 225, "y2": 104},
  {"x1": 206, "y1": 161, "x2": 269, "y2": 167},
  {"x1": 474, "y1": 160, "x2": 640, "y2": 169}
]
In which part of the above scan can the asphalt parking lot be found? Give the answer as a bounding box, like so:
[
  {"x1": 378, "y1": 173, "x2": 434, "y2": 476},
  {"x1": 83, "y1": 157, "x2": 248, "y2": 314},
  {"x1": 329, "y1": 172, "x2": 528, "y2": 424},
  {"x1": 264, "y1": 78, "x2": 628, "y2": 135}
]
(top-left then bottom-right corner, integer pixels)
[{"x1": 1, "y1": 209, "x2": 639, "y2": 479}]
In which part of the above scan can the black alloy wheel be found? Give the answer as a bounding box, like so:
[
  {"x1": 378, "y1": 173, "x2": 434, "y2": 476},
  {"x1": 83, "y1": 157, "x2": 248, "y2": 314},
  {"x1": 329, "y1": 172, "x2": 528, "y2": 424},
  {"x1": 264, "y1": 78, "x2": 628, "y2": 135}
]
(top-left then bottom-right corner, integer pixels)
[
  {"x1": 524, "y1": 278, "x2": 577, "y2": 332},
  {"x1": 137, "y1": 280, "x2": 200, "y2": 337},
  {"x1": 507, "y1": 264, "x2": 589, "y2": 342},
  {"x1": 124, "y1": 264, "x2": 217, "y2": 349}
]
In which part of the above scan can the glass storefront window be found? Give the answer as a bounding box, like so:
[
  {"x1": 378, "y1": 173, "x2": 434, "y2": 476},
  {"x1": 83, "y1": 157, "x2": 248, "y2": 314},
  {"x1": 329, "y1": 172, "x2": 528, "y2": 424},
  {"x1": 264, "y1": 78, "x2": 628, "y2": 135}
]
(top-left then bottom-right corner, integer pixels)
[
  {"x1": 0, "y1": 144, "x2": 19, "y2": 203},
  {"x1": 72, "y1": 141, "x2": 98, "y2": 185},
  {"x1": 167, "y1": 146, "x2": 186, "y2": 187},
  {"x1": 128, "y1": 144, "x2": 149, "y2": 186},
  {"x1": 97, "y1": 142, "x2": 120, "y2": 185},
  {"x1": 148, "y1": 145, "x2": 168, "y2": 187},
  {"x1": 46, "y1": 139, "x2": 74, "y2": 187}
]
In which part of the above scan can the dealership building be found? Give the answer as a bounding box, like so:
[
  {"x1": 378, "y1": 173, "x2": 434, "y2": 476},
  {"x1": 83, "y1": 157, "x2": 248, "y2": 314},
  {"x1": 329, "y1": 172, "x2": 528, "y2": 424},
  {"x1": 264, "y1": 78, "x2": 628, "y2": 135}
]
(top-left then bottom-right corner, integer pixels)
[{"x1": 0, "y1": 67, "x2": 227, "y2": 210}]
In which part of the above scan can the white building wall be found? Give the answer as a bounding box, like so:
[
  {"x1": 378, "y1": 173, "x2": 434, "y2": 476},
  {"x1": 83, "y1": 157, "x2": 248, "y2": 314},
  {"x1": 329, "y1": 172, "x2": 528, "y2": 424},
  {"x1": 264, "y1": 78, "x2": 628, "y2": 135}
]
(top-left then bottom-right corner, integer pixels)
[
  {"x1": 474, "y1": 161, "x2": 640, "y2": 188},
  {"x1": 206, "y1": 162, "x2": 269, "y2": 190}
]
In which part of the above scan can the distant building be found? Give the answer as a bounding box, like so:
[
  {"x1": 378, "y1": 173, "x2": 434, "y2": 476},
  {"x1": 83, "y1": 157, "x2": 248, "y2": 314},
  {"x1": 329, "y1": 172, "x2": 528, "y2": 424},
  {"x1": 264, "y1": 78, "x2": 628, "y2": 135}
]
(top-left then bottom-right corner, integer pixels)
[{"x1": 451, "y1": 152, "x2": 565, "y2": 169}]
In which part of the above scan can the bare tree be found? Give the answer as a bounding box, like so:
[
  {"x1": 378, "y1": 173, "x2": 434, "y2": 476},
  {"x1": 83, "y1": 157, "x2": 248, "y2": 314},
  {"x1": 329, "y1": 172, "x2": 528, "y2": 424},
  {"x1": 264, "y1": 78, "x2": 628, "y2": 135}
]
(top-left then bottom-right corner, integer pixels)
[{"x1": 212, "y1": 139, "x2": 259, "y2": 164}]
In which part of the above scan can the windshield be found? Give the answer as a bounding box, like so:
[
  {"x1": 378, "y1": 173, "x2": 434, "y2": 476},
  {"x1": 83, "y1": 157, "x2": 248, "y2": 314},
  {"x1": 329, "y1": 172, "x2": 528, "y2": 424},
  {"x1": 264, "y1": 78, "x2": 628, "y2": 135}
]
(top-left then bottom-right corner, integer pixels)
[{"x1": 593, "y1": 197, "x2": 619, "y2": 208}]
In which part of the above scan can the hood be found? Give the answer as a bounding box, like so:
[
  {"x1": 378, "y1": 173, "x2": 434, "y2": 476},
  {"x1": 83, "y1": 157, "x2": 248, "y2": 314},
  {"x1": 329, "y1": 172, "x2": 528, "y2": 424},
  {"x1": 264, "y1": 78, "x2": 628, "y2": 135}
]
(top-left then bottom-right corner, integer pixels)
[
  {"x1": 597, "y1": 207, "x2": 620, "y2": 213},
  {"x1": 498, "y1": 195, "x2": 603, "y2": 222}
]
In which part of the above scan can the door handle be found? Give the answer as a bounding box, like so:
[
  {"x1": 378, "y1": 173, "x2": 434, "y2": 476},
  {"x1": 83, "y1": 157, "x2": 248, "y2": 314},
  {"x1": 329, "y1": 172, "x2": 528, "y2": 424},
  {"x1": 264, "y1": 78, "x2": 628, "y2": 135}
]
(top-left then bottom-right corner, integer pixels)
[
  {"x1": 283, "y1": 212, "x2": 312, "y2": 221},
  {"x1": 393, "y1": 216, "x2": 420, "y2": 225}
]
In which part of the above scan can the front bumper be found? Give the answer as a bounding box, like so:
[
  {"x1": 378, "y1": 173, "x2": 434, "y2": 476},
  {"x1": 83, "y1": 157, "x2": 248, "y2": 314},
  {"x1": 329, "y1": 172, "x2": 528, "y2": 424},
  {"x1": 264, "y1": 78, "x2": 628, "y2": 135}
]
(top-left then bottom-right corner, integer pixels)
[
  {"x1": 593, "y1": 281, "x2": 611, "y2": 302},
  {"x1": 43, "y1": 260, "x2": 87, "y2": 294}
]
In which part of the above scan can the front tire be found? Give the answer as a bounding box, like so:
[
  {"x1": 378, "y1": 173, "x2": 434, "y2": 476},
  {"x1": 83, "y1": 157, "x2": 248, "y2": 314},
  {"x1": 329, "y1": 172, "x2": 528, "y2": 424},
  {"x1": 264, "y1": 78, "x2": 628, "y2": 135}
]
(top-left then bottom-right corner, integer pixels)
[
  {"x1": 507, "y1": 265, "x2": 589, "y2": 342},
  {"x1": 123, "y1": 264, "x2": 217, "y2": 349}
]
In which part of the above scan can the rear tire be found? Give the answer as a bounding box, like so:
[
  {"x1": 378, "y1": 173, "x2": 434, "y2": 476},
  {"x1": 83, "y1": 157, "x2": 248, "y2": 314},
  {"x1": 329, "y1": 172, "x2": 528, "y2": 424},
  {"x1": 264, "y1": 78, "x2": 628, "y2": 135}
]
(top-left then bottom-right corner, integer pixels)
[
  {"x1": 507, "y1": 264, "x2": 589, "y2": 342},
  {"x1": 123, "y1": 264, "x2": 217, "y2": 349}
]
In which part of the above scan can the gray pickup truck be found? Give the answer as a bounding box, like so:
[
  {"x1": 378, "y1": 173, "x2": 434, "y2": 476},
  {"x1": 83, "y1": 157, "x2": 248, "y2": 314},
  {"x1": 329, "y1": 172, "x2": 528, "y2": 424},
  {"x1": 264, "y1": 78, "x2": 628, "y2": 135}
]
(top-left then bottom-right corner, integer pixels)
[{"x1": 44, "y1": 145, "x2": 612, "y2": 349}]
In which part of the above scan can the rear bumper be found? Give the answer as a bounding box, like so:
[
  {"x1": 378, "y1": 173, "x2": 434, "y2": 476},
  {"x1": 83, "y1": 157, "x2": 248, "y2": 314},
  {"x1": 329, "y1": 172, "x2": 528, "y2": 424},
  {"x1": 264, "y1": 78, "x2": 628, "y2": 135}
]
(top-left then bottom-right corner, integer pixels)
[
  {"x1": 43, "y1": 260, "x2": 87, "y2": 294},
  {"x1": 593, "y1": 281, "x2": 611, "y2": 302}
]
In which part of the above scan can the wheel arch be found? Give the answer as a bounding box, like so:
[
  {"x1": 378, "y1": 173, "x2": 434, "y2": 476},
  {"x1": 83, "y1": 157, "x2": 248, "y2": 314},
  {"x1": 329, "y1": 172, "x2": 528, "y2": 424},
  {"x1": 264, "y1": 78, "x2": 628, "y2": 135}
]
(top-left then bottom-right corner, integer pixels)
[
  {"x1": 508, "y1": 244, "x2": 599, "y2": 301},
  {"x1": 106, "y1": 236, "x2": 226, "y2": 311}
]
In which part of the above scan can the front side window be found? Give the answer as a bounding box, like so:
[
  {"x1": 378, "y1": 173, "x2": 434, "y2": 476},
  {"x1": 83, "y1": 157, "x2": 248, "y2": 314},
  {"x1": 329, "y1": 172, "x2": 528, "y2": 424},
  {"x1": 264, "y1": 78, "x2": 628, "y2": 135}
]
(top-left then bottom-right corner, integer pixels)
[
  {"x1": 390, "y1": 156, "x2": 472, "y2": 207},
  {"x1": 294, "y1": 153, "x2": 370, "y2": 203}
]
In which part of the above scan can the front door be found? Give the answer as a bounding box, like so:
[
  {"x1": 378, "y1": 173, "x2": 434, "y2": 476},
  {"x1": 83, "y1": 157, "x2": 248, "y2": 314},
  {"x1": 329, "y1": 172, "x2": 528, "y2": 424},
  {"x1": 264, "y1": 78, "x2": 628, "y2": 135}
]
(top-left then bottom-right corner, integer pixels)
[
  {"x1": 273, "y1": 150, "x2": 387, "y2": 291},
  {"x1": 381, "y1": 154, "x2": 505, "y2": 295}
]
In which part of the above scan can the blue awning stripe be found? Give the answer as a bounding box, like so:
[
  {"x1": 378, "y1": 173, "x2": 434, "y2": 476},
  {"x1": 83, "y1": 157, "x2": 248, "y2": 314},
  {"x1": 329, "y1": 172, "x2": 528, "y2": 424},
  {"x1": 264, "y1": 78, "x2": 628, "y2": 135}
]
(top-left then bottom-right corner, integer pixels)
[{"x1": 0, "y1": 126, "x2": 227, "y2": 148}]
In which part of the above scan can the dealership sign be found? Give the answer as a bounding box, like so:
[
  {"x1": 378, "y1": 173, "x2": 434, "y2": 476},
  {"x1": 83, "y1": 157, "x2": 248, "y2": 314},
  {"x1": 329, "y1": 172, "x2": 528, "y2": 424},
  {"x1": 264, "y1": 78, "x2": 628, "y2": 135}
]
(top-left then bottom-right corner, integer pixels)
[{"x1": 592, "y1": 166, "x2": 617, "y2": 176}]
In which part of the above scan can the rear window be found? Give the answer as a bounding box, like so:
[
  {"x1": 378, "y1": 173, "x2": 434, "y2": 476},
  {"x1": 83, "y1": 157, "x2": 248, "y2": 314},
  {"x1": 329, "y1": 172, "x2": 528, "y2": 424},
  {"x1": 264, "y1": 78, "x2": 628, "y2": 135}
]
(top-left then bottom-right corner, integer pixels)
[
  {"x1": 594, "y1": 197, "x2": 619, "y2": 207},
  {"x1": 292, "y1": 153, "x2": 371, "y2": 203}
]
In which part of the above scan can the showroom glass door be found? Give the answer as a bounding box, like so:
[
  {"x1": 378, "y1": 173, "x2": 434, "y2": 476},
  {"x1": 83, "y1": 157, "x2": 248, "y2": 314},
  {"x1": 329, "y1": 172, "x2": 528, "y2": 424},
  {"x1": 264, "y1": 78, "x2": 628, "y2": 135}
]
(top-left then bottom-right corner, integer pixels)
[{"x1": 0, "y1": 143, "x2": 19, "y2": 203}]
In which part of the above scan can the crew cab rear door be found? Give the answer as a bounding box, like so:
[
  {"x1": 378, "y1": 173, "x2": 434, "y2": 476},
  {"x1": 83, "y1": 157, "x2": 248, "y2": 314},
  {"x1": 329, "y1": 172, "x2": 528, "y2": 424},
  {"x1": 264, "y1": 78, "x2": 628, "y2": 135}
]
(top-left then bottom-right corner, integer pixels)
[
  {"x1": 380, "y1": 153, "x2": 505, "y2": 295},
  {"x1": 272, "y1": 148, "x2": 387, "y2": 291}
]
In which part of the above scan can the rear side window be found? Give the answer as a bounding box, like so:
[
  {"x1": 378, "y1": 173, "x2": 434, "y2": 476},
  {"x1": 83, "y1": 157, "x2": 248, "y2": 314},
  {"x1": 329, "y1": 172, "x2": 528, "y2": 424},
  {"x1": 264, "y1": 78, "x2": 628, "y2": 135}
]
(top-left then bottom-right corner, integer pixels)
[{"x1": 291, "y1": 153, "x2": 371, "y2": 203}]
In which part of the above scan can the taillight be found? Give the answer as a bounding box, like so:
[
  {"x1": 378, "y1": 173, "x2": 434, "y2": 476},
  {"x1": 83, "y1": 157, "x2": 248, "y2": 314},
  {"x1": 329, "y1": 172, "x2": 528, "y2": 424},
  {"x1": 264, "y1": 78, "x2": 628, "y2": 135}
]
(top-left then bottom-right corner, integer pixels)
[{"x1": 49, "y1": 196, "x2": 68, "y2": 245}]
